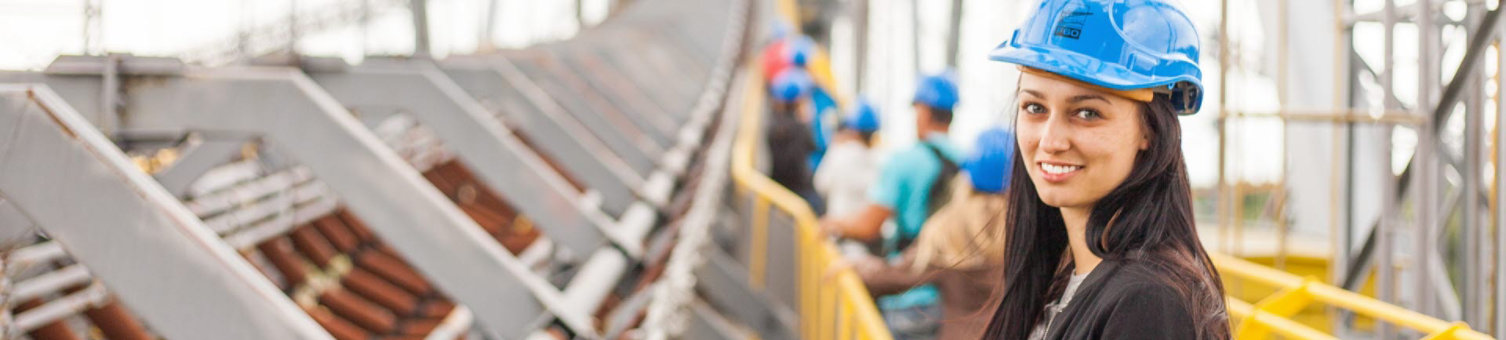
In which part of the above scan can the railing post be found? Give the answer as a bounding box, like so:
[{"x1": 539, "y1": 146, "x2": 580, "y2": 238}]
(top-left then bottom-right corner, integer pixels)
[
  {"x1": 1238, "y1": 278, "x2": 1317, "y2": 339},
  {"x1": 751, "y1": 196, "x2": 770, "y2": 290}
]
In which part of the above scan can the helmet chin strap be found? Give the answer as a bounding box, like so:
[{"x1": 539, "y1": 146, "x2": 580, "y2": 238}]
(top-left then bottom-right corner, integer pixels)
[{"x1": 1018, "y1": 66, "x2": 1157, "y2": 103}]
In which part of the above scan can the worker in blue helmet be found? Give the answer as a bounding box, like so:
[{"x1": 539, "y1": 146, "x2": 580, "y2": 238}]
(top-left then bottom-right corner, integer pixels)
[
  {"x1": 848, "y1": 127, "x2": 1015, "y2": 340},
  {"x1": 821, "y1": 71, "x2": 963, "y2": 339},
  {"x1": 815, "y1": 98, "x2": 883, "y2": 235},
  {"x1": 982, "y1": 1, "x2": 1229, "y2": 339},
  {"x1": 780, "y1": 35, "x2": 842, "y2": 173},
  {"x1": 765, "y1": 68, "x2": 825, "y2": 214}
]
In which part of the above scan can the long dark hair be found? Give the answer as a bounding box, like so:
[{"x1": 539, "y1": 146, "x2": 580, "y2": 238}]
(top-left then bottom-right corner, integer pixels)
[{"x1": 982, "y1": 95, "x2": 1229, "y2": 339}]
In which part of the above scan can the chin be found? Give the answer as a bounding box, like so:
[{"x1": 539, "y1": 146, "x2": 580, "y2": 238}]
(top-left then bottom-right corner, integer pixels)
[{"x1": 1035, "y1": 190, "x2": 1080, "y2": 208}]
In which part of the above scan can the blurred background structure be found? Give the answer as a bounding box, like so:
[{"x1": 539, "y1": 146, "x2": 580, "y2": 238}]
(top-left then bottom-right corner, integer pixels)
[{"x1": 1, "y1": 0, "x2": 1506, "y2": 339}]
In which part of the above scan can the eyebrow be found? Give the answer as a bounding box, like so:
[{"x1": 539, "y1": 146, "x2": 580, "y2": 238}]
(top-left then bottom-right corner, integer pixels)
[
  {"x1": 1068, "y1": 94, "x2": 1111, "y2": 104},
  {"x1": 1018, "y1": 89, "x2": 1111, "y2": 105}
]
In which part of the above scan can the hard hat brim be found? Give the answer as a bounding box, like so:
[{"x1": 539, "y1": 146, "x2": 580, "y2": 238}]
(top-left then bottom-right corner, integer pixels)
[{"x1": 989, "y1": 41, "x2": 1204, "y2": 115}]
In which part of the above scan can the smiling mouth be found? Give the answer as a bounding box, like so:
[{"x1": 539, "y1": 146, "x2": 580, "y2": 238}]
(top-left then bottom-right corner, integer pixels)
[{"x1": 1040, "y1": 162, "x2": 1083, "y2": 175}]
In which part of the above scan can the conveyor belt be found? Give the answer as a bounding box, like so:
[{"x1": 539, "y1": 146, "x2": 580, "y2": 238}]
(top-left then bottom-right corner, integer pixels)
[{"x1": 0, "y1": 0, "x2": 749, "y2": 337}]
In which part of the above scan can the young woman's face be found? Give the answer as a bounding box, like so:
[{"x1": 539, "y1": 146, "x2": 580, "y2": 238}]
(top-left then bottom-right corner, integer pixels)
[{"x1": 1015, "y1": 72, "x2": 1148, "y2": 209}]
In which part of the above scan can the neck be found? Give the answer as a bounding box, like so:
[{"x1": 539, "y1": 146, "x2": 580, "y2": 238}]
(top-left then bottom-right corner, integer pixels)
[
  {"x1": 1060, "y1": 206, "x2": 1102, "y2": 275},
  {"x1": 918, "y1": 126, "x2": 949, "y2": 140}
]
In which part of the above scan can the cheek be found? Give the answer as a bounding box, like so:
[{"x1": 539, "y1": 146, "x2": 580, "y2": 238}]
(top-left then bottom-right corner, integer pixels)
[
  {"x1": 1083, "y1": 128, "x2": 1143, "y2": 182},
  {"x1": 1014, "y1": 121, "x2": 1041, "y2": 163}
]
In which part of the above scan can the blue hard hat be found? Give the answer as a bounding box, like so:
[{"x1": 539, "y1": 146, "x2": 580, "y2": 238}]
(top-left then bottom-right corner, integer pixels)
[
  {"x1": 966, "y1": 128, "x2": 1016, "y2": 193},
  {"x1": 844, "y1": 98, "x2": 881, "y2": 132},
  {"x1": 989, "y1": 0, "x2": 1204, "y2": 115},
  {"x1": 786, "y1": 36, "x2": 814, "y2": 67},
  {"x1": 771, "y1": 21, "x2": 792, "y2": 39},
  {"x1": 769, "y1": 68, "x2": 814, "y2": 103},
  {"x1": 913, "y1": 71, "x2": 959, "y2": 110}
]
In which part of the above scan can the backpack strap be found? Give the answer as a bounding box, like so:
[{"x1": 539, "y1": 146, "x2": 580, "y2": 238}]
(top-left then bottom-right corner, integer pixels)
[{"x1": 891, "y1": 142, "x2": 959, "y2": 253}]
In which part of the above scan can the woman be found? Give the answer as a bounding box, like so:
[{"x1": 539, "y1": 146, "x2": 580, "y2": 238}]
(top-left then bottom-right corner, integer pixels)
[
  {"x1": 982, "y1": 0, "x2": 1228, "y2": 339},
  {"x1": 851, "y1": 128, "x2": 1014, "y2": 340}
]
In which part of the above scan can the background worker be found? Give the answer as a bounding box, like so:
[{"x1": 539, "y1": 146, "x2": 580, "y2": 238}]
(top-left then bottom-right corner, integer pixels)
[
  {"x1": 815, "y1": 98, "x2": 884, "y2": 256},
  {"x1": 765, "y1": 68, "x2": 825, "y2": 214},
  {"x1": 820, "y1": 71, "x2": 962, "y2": 339},
  {"x1": 853, "y1": 127, "x2": 1016, "y2": 340}
]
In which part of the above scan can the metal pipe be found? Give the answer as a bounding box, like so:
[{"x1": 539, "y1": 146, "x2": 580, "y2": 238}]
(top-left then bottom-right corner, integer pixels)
[
  {"x1": 10, "y1": 265, "x2": 92, "y2": 303},
  {"x1": 1462, "y1": 3, "x2": 1487, "y2": 323},
  {"x1": 14, "y1": 298, "x2": 82, "y2": 340},
  {"x1": 1275, "y1": 0, "x2": 1291, "y2": 270},
  {"x1": 1495, "y1": 29, "x2": 1506, "y2": 339},
  {"x1": 1217, "y1": 0, "x2": 1230, "y2": 256},
  {"x1": 411, "y1": 0, "x2": 430, "y2": 58},
  {"x1": 13, "y1": 284, "x2": 108, "y2": 335},
  {"x1": 945, "y1": 0, "x2": 962, "y2": 68},
  {"x1": 853, "y1": 0, "x2": 868, "y2": 94},
  {"x1": 1378, "y1": 0, "x2": 1398, "y2": 337},
  {"x1": 1416, "y1": 0, "x2": 1440, "y2": 321},
  {"x1": 1430, "y1": 6, "x2": 1503, "y2": 131}
]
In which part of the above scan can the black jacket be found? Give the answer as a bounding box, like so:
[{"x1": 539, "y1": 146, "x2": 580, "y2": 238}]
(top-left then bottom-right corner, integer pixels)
[
  {"x1": 765, "y1": 111, "x2": 816, "y2": 193},
  {"x1": 1037, "y1": 259, "x2": 1221, "y2": 340}
]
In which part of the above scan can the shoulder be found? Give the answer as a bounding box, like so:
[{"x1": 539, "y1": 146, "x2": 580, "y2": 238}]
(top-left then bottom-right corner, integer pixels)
[
  {"x1": 887, "y1": 144, "x2": 941, "y2": 168},
  {"x1": 1097, "y1": 261, "x2": 1191, "y2": 304},
  {"x1": 933, "y1": 138, "x2": 965, "y2": 161},
  {"x1": 1089, "y1": 261, "x2": 1201, "y2": 338}
]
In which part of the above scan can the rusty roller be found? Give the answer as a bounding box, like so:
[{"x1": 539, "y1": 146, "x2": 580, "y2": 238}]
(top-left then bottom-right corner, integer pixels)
[
  {"x1": 81, "y1": 299, "x2": 154, "y2": 340},
  {"x1": 313, "y1": 215, "x2": 362, "y2": 254},
  {"x1": 354, "y1": 249, "x2": 434, "y2": 297},
  {"x1": 305, "y1": 306, "x2": 371, "y2": 340},
  {"x1": 342, "y1": 267, "x2": 422, "y2": 316},
  {"x1": 319, "y1": 288, "x2": 398, "y2": 334},
  {"x1": 256, "y1": 236, "x2": 312, "y2": 288},
  {"x1": 290, "y1": 225, "x2": 339, "y2": 269}
]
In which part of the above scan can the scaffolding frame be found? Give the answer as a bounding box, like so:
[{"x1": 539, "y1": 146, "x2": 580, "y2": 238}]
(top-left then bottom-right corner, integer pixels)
[{"x1": 1219, "y1": 0, "x2": 1506, "y2": 337}]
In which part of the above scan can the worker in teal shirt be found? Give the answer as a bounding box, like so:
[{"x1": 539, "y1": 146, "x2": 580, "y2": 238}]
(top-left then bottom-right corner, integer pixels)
[{"x1": 821, "y1": 71, "x2": 961, "y2": 339}]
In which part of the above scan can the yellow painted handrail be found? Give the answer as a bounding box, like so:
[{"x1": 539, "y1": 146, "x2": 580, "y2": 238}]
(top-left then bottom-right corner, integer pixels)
[
  {"x1": 731, "y1": 2, "x2": 890, "y2": 339},
  {"x1": 731, "y1": 58, "x2": 892, "y2": 339},
  {"x1": 1214, "y1": 253, "x2": 1492, "y2": 339}
]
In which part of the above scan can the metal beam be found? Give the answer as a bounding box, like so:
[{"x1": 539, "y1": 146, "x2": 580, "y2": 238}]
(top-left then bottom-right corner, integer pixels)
[
  {"x1": 0, "y1": 66, "x2": 597, "y2": 339},
  {"x1": 499, "y1": 52, "x2": 665, "y2": 167},
  {"x1": 1430, "y1": 7, "x2": 1502, "y2": 132},
  {"x1": 1495, "y1": 29, "x2": 1506, "y2": 338},
  {"x1": 0, "y1": 85, "x2": 330, "y2": 339},
  {"x1": 305, "y1": 60, "x2": 644, "y2": 258},
  {"x1": 154, "y1": 136, "x2": 250, "y2": 198},
  {"x1": 438, "y1": 60, "x2": 658, "y2": 201}
]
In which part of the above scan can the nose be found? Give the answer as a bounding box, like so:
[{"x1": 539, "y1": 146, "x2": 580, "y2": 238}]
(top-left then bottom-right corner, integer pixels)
[{"x1": 1037, "y1": 114, "x2": 1071, "y2": 154}]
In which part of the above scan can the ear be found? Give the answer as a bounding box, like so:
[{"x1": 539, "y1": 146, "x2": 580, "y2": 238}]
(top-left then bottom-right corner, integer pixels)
[{"x1": 1139, "y1": 133, "x2": 1150, "y2": 150}]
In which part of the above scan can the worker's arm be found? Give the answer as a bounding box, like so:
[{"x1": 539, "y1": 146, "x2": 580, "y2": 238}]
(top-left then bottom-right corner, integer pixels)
[
  {"x1": 823, "y1": 147, "x2": 906, "y2": 241},
  {"x1": 821, "y1": 204, "x2": 891, "y2": 241},
  {"x1": 854, "y1": 250, "x2": 933, "y2": 296}
]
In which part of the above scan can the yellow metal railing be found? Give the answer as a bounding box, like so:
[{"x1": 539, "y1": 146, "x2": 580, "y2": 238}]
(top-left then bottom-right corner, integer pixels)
[
  {"x1": 739, "y1": 1, "x2": 889, "y2": 339},
  {"x1": 1215, "y1": 253, "x2": 1493, "y2": 339},
  {"x1": 731, "y1": 56, "x2": 892, "y2": 339}
]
